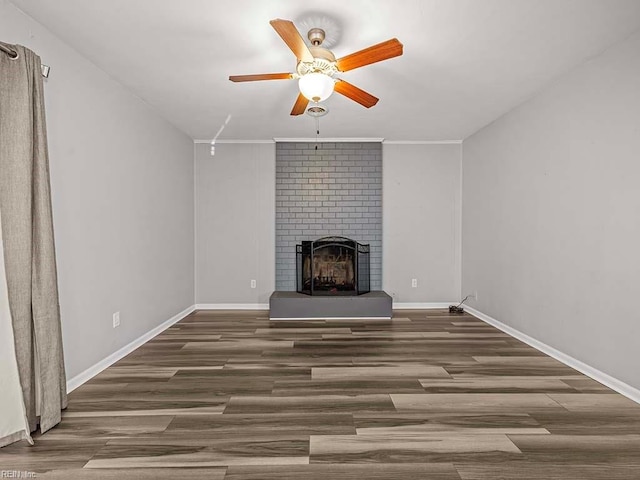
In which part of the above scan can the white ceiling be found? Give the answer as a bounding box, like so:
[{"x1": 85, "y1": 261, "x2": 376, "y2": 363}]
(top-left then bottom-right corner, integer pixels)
[{"x1": 11, "y1": 0, "x2": 640, "y2": 141}]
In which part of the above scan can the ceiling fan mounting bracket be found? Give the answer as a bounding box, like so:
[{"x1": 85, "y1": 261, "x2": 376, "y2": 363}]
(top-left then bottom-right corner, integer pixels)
[{"x1": 307, "y1": 28, "x2": 326, "y2": 46}]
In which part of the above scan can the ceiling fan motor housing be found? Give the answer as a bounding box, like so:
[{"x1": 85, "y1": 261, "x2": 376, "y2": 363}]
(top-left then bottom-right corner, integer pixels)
[{"x1": 296, "y1": 46, "x2": 337, "y2": 77}]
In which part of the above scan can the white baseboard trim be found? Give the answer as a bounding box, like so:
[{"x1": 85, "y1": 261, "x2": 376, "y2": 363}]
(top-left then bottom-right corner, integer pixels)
[
  {"x1": 66, "y1": 305, "x2": 196, "y2": 393},
  {"x1": 393, "y1": 302, "x2": 454, "y2": 309},
  {"x1": 195, "y1": 303, "x2": 269, "y2": 310},
  {"x1": 465, "y1": 306, "x2": 640, "y2": 405},
  {"x1": 197, "y1": 303, "x2": 454, "y2": 311}
]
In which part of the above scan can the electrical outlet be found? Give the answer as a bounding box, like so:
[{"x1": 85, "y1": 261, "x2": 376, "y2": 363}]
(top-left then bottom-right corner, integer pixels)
[
  {"x1": 250, "y1": 279, "x2": 257, "y2": 289},
  {"x1": 112, "y1": 311, "x2": 120, "y2": 328},
  {"x1": 411, "y1": 278, "x2": 418, "y2": 288}
]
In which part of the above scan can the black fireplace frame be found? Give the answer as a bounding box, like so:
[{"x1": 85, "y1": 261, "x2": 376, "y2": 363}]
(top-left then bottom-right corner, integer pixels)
[{"x1": 296, "y1": 236, "x2": 370, "y2": 296}]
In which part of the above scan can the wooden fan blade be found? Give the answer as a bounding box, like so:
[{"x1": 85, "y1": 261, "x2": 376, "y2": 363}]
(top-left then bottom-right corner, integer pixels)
[
  {"x1": 336, "y1": 38, "x2": 403, "y2": 72},
  {"x1": 334, "y1": 80, "x2": 379, "y2": 108},
  {"x1": 290, "y1": 93, "x2": 309, "y2": 116},
  {"x1": 229, "y1": 73, "x2": 293, "y2": 82},
  {"x1": 270, "y1": 19, "x2": 314, "y2": 63}
]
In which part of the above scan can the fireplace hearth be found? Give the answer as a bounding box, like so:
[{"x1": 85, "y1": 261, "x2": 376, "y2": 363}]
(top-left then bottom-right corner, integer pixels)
[{"x1": 296, "y1": 236, "x2": 370, "y2": 296}]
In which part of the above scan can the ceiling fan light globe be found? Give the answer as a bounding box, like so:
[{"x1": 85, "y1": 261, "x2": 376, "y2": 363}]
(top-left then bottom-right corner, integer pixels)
[{"x1": 299, "y1": 73, "x2": 334, "y2": 102}]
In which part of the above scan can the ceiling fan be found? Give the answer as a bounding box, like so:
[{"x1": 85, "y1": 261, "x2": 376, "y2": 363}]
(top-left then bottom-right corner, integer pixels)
[{"x1": 229, "y1": 19, "x2": 403, "y2": 116}]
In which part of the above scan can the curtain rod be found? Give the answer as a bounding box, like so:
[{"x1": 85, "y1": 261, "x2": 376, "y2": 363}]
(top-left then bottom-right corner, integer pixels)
[{"x1": 1, "y1": 43, "x2": 50, "y2": 78}]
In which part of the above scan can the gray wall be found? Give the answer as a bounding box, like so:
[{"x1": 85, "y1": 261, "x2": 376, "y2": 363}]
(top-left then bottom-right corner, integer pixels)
[
  {"x1": 462, "y1": 31, "x2": 640, "y2": 390},
  {"x1": 275, "y1": 142, "x2": 382, "y2": 291},
  {"x1": 1, "y1": 0, "x2": 195, "y2": 380},
  {"x1": 195, "y1": 143, "x2": 275, "y2": 305},
  {"x1": 383, "y1": 144, "x2": 461, "y2": 303}
]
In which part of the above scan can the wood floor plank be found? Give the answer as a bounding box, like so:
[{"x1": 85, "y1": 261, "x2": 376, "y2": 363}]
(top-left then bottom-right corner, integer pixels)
[
  {"x1": 507, "y1": 434, "x2": 640, "y2": 464},
  {"x1": 135, "y1": 379, "x2": 272, "y2": 397},
  {"x1": 312, "y1": 365, "x2": 450, "y2": 380},
  {"x1": 84, "y1": 438, "x2": 310, "y2": 468},
  {"x1": 529, "y1": 410, "x2": 640, "y2": 434},
  {"x1": 256, "y1": 327, "x2": 352, "y2": 335},
  {"x1": 326, "y1": 317, "x2": 410, "y2": 324},
  {"x1": 100, "y1": 434, "x2": 312, "y2": 447},
  {"x1": 391, "y1": 393, "x2": 565, "y2": 412},
  {"x1": 181, "y1": 339, "x2": 295, "y2": 350},
  {"x1": 455, "y1": 463, "x2": 640, "y2": 479},
  {"x1": 272, "y1": 378, "x2": 426, "y2": 396},
  {"x1": 224, "y1": 358, "x2": 353, "y2": 368},
  {"x1": 89, "y1": 367, "x2": 179, "y2": 383},
  {"x1": 471, "y1": 356, "x2": 565, "y2": 365},
  {"x1": 444, "y1": 364, "x2": 578, "y2": 377},
  {"x1": 546, "y1": 393, "x2": 640, "y2": 411},
  {"x1": 36, "y1": 415, "x2": 174, "y2": 439},
  {"x1": 353, "y1": 412, "x2": 549, "y2": 435},
  {"x1": 62, "y1": 406, "x2": 225, "y2": 417},
  {"x1": 419, "y1": 377, "x2": 577, "y2": 393},
  {"x1": 224, "y1": 463, "x2": 461, "y2": 479},
  {"x1": 352, "y1": 356, "x2": 474, "y2": 367},
  {"x1": 165, "y1": 413, "x2": 356, "y2": 437},
  {"x1": 84, "y1": 454, "x2": 308, "y2": 468},
  {"x1": 0, "y1": 439, "x2": 107, "y2": 471},
  {"x1": 37, "y1": 468, "x2": 227, "y2": 479},
  {"x1": 67, "y1": 383, "x2": 129, "y2": 396},
  {"x1": 560, "y1": 377, "x2": 610, "y2": 393},
  {"x1": 172, "y1": 367, "x2": 311, "y2": 378},
  {"x1": 309, "y1": 433, "x2": 522, "y2": 463},
  {"x1": 224, "y1": 394, "x2": 396, "y2": 414},
  {"x1": 64, "y1": 396, "x2": 228, "y2": 414}
]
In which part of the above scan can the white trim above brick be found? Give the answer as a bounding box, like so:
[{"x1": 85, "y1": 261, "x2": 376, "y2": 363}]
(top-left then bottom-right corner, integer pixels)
[
  {"x1": 274, "y1": 138, "x2": 384, "y2": 143},
  {"x1": 193, "y1": 139, "x2": 275, "y2": 144},
  {"x1": 194, "y1": 139, "x2": 463, "y2": 144},
  {"x1": 383, "y1": 140, "x2": 463, "y2": 144}
]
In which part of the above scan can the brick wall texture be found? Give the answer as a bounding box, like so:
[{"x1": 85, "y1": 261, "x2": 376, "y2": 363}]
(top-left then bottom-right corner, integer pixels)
[{"x1": 275, "y1": 142, "x2": 382, "y2": 291}]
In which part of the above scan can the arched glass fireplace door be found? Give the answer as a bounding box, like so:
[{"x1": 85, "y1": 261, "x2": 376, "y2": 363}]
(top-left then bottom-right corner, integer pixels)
[{"x1": 296, "y1": 236, "x2": 370, "y2": 296}]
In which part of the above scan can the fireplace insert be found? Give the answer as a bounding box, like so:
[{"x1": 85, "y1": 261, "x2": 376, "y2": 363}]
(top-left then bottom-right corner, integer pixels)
[{"x1": 296, "y1": 236, "x2": 370, "y2": 296}]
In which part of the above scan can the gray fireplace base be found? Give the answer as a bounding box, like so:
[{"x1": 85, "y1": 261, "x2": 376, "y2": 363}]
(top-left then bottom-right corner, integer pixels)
[{"x1": 269, "y1": 291, "x2": 393, "y2": 320}]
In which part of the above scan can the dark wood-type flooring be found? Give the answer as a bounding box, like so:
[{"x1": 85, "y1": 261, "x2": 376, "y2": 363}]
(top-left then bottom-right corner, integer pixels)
[{"x1": 2, "y1": 309, "x2": 640, "y2": 479}]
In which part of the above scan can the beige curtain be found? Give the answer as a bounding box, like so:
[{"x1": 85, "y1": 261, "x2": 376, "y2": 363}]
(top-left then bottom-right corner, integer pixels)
[{"x1": 0, "y1": 43, "x2": 67, "y2": 442}]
